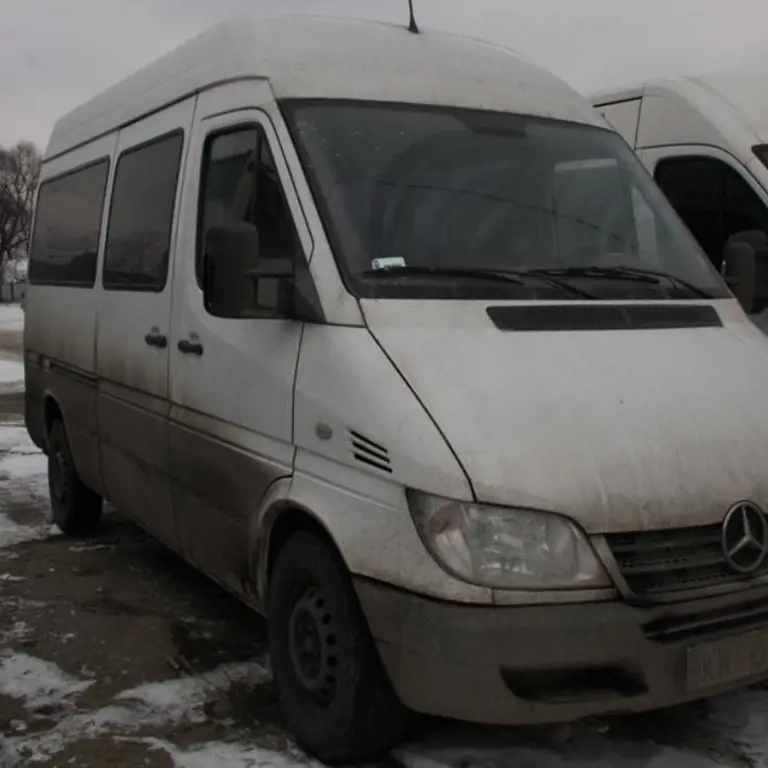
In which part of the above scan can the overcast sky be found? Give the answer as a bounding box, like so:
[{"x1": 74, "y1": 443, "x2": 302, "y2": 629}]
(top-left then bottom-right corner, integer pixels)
[{"x1": 1, "y1": 0, "x2": 765, "y2": 150}]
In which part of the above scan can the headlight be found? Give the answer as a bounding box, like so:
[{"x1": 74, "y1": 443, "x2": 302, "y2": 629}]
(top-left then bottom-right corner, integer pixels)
[{"x1": 408, "y1": 491, "x2": 610, "y2": 590}]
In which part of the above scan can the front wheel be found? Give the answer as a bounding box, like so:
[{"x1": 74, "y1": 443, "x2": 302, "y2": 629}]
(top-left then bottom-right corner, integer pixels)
[
  {"x1": 48, "y1": 419, "x2": 103, "y2": 535},
  {"x1": 267, "y1": 530, "x2": 406, "y2": 764}
]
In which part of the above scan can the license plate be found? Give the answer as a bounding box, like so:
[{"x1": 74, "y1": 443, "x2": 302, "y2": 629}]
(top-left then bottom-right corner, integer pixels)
[{"x1": 686, "y1": 629, "x2": 768, "y2": 692}]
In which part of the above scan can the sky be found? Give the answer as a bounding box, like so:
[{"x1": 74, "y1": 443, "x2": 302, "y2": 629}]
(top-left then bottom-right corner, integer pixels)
[{"x1": 0, "y1": 0, "x2": 766, "y2": 150}]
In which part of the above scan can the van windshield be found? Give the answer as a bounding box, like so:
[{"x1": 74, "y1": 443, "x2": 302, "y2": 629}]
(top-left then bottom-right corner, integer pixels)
[{"x1": 282, "y1": 99, "x2": 730, "y2": 301}]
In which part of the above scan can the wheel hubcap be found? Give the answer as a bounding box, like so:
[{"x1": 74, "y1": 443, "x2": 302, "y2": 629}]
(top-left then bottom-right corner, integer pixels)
[{"x1": 288, "y1": 586, "x2": 338, "y2": 703}]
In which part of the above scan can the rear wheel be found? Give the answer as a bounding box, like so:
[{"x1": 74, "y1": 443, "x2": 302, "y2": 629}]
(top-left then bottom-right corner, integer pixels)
[
  {"x1": 267, "y1": 530, "x2": 406, "y2": 764},
  {"x1": 48, "y1": 419, "x2": 103, "y2": 535}
]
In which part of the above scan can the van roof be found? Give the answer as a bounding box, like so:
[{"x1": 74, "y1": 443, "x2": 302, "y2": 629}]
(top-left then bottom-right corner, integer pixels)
[
  {"x1": 46, "y1": 14, "x2": 604, "y2": 159},
  {"x1": 591, "y1": 73, "x2": 768, "y2": 144}
]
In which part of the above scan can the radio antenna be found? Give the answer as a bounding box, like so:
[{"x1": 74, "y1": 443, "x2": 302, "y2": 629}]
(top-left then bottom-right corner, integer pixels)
[{"x1": 407, "y1": 0, "x2": 420, "y2": 33}]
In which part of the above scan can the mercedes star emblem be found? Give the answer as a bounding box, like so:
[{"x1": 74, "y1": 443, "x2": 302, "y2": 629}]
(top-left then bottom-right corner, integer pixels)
[{"x1": 721, "y1": 501, "x2": 768, "y2": 575}]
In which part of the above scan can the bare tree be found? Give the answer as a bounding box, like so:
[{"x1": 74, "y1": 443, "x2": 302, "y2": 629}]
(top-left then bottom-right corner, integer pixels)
[{"x1": 0, "y1": 142, "x2": 41, "y2": 291}]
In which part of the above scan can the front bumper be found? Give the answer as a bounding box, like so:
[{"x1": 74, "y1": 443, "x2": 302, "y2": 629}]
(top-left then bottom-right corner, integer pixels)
[{"x1": 354, "y1": 577, "x2": 768, "y2": 725}]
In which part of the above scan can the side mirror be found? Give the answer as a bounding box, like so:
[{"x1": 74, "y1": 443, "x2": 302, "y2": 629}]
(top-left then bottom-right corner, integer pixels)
[
  {"x1": 722, "y1": 230, "x2": 768, "y2": 315},
  {"x1": 203, "y1": 222, "x2": 295, "y2": 318}
]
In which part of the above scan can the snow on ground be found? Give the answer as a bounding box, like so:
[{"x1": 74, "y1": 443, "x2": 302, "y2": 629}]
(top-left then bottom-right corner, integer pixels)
[
  {"x1": 0, "y1": 512, "x2": 48, "y2": 550},
  {"x1": 0, "y1": 653, "x2": 94, "y2": 713},
  {"x1": 0, "y1": 514, "x2": 51, "y2": 550},
  {"x1": 0, "y1": 303, "x2": 24, "y2": 333},
  {"x1": 0, "y1": 657, "x2": 275, "y2": 766},
  {"x1": 145, "y1": 738, "x2": 324, "y2": 768},
  {"x1": 0, "y1": 302, "x2": 25, "y2": 394},
  {"x1": 0, "y1": 425, "x2": 51, "y2": 549},
  {"x1": 115, "y1": 660, "x2": 272, "y2": 723},
  {"x1": 0, "y1": 358, "x2": 24, "y2": 395}
]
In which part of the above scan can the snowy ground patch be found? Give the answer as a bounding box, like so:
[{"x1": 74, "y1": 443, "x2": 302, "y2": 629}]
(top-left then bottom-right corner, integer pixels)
[
  {"x1": 0, "y1": 424, "x2": 51, "y2": 548},
  {"x1": 116, "y1": 660, "x2": 272, "y2": 724},
  {"x1": 0, "y1": 508, "x2": 51, "y2": 549},
  {"x1": 0, "y1": 303, "x2": 25, "y2": 394},
  {"x1": 146, "y1": 738, "x2": 324, "y2": 768},
  {"x1": 0, "y1": 652, "x2": 94, "y2": 713},
  {"x1": 0, "y1": 357, "x2": 24, "y2": 395},
  {"x1": 0, "y1": 657, "x2": 273, "y2": 766},
  {"x1": 0, "y1": 448, "x2": 47, "y2": 491},
  {"x1": 0, "y1": 621, "x2": 32, "y2": 644},
  {"x1": 0, "y1": 304, "x2": 24, "y2": 333}
]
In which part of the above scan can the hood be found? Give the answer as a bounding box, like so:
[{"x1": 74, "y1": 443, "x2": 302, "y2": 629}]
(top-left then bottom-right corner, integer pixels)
[{"x1": 363, "y1": 298, "x2": 768, "y2": 534}]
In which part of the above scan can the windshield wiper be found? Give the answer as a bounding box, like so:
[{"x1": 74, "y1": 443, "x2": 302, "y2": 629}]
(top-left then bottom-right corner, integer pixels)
[
  {"x1": 361, "y1": 265, "x2": 598, "y2": 299},
  {"x1": 530, "y1": 266, "x2": 714, "y2": 299},
  {"x1": 361, "y1": 265, "x2": 525, "y2": 284}
]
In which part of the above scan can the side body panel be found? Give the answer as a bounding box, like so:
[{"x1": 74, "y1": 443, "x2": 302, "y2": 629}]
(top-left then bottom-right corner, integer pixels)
[{"x1": 287, "y1": 322, "x2": 486, "y2": 604}]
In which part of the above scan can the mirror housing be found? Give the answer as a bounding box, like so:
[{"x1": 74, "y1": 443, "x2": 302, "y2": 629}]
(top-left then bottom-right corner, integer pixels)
[
  {"x1": 722, "y1": 230, "x2": 768, "y2": 315},
  {"x1": 203, "y1": 222, "x2": 295, "y2": 318}
]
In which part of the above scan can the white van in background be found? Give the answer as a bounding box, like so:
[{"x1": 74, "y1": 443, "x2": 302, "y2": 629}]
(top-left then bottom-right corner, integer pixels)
[
  {"x1": 24, "y1": 17, "x2": 768, "y2": 763},
  {"x1": 592, "y1": 75, "x2": 768, "y2": 325}
]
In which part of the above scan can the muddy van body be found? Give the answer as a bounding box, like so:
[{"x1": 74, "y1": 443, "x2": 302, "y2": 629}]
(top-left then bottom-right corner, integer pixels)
[
  {"x1": 592, "y1": 75, "x2": 768, "y2": 327},
  {"x1": 24, "y1": 17, "x2": 768, "y2": 762}
]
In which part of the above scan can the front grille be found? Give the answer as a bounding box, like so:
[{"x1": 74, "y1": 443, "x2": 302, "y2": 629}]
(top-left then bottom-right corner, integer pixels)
[
  {"x1": 605, "y1": 524, "x2": 768, "y2": 599},
  {"x1": 644, "y1": 599, "x2": 768, "y2": 643}
]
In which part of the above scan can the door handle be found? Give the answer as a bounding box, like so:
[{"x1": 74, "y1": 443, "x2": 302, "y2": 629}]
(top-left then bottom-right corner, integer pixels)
[
  {"x1": 177, "y1": 339, "x2": 203, "y2": 356},
  {"x1": 144, "y1": 331, "x2": 168, "y2": 349}
]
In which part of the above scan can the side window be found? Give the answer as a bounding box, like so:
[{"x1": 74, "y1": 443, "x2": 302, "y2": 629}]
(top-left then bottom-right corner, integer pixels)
[
  {"x1": 28, "y1": 159, "x2": 110, "y2": 287},
  {"x1": 103, "y1": 131, "x2": 184, "y2": 290},
  {"x1": 655, "y1": 157, "x2": 722, "y2": 267},
  {"x1": 724, "y1": 166, "x2": 768, "y2": 241},
  {"x1": 197, "y1": 125, "x2": 302, "y2": 286},
  {"x1": 655, "y1": 156, "x2": 768, "y2": 270}
]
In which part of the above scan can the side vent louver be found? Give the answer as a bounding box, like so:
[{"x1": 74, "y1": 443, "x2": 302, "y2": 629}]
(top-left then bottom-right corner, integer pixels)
[{"x1": 349, "y1": 430, "x2": 392, "y2": 474}]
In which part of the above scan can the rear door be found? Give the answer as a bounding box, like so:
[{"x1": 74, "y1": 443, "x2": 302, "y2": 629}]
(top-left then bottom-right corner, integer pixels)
[
  {"x1": 96, "y1": 98, "x2": 194, "y2": 547},
  {"x1": 168, "y1": 83, "x2": 310, "y2": 595}
]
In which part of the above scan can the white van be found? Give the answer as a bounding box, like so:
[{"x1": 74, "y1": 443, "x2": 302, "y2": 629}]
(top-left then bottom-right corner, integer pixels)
[
  {"x1": 592, "y1": 75, "x2": 768, "y2": 325},
  {"x1": 24, "y1": 17, "x2": 768, "y2": 762}
]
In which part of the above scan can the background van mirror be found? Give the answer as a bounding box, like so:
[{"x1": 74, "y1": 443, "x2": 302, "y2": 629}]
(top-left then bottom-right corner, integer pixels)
[
  {"x1": 722, "y1": 230, "x2": 768, "y2": 314},
  {"x1": 722, "y1": 230, "x2": 768, "y2": 315}
]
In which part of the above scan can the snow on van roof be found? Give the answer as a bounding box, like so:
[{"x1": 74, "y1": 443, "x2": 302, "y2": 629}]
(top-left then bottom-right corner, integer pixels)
[{"x1": 46, "y1": 14, "x2": 604, "y2": 159}]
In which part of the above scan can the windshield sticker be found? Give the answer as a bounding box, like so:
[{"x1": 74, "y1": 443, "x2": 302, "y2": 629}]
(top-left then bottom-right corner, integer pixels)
[{"x1": 371, "y1": 257, "x2": 406, "y2": 270}]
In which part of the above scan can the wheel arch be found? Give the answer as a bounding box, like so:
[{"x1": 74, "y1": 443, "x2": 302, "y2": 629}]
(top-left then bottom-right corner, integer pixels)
[
  {"x1": 42, "y1": 391, "x2": 65, "y2": 451},
  {"x1": 253, "y1": 485, "x2": 347, "y2": 610}
]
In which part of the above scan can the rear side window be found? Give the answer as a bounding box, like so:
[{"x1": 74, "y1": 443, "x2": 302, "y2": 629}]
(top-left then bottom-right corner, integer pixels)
[
  {"x1": 103, "y1": 131, "x2": 184, "y2": 291},
  {"x1": 28, "y1": 159, "x2": 110, "y2": 287}
]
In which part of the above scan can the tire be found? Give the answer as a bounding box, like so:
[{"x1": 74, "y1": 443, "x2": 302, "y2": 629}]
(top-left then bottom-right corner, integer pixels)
[
  {"x1": 48, "y1": 419, "x2": 103, "y2": 535},
  {"x1": 267, "y1": 530, "x2": 406, "y2": 764}
]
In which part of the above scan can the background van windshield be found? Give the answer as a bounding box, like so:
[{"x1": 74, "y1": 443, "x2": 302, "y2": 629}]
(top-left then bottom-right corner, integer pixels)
[{"x1": 283, "y1": 100, "x2": 729, "y2": 300}]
